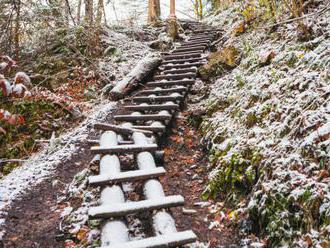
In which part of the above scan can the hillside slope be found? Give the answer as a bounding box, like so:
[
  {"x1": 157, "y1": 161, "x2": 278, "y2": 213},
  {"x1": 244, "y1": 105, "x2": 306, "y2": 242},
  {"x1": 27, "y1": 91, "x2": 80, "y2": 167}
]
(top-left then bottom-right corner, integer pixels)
[{"x1": 195, "y1": 1, "x2": 329, "y2": 247}]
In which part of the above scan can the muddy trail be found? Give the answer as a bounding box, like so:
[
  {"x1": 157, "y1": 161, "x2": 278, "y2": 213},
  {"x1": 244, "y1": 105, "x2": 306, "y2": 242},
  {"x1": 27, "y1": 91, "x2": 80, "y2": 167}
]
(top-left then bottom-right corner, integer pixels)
[{"x1": 1, "y1": 22, "x2": 240, "y2": 248}]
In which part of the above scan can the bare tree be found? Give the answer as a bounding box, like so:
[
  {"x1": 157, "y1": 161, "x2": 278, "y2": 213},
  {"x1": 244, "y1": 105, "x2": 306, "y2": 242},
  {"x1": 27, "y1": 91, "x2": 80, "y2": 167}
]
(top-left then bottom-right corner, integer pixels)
[{"x1": 84, "y1": 0, "x2": 94, "y2": 26}]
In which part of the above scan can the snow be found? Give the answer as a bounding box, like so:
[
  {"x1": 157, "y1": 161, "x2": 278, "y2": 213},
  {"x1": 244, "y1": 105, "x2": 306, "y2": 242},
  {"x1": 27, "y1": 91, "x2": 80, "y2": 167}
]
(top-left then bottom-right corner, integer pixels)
[
  {"x1": 0, "y1": 101, "x2": 116, "y2": 228},
  {"x1": 200, "y1": 1, "x2": 330, "y2": 245},
  {"x1": 153, "y1": 211, "x2": 177, "y2": 235}
]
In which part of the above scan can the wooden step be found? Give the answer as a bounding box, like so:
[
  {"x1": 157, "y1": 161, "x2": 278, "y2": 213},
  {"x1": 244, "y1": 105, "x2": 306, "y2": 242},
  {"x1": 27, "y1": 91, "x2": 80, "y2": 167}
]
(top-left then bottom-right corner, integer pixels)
[
  {"x1": 161, "y1": 68, "x2": 197, "y2": 74},
  {"x1": 163, "y1": 53, "x2": 201, "y2": 60},
  {"x1": 103, "y1": 231, "x2": 197, "y2": 248},
  {"x1": 137, "y1": 86, "x2": 188, "y2": 95},
  {"x1": 133, "y1": 125, "x2": 166, "y2": 132},
  {"x1": 161, "y1": 62, "x2": 205, "y2": 70},
  {"x1": 132, "y1": 95, "x2": 184, "y2": 103},
  {"x1": 174, "y1": 46, "x2": 206, "y2": 53},
  {"x1": 114, "y1": 114, "x2": 172, "y2": 122},
  {"x1": 161, "y1": 57, "x2": 205, "y2": 65},
  {"x1": 89, "y1": 195, "x2": 184, "y2": 218},
  {"x1": 187, "y1": 38, "x2": 211, "y2": 43},
  {"x1": 171, "y1": 50, "x2": 204, "y2": 55},
  {"x1": 147, "y1": 79, "x2": 195, "y2": 87},
  {"x1": 94, "y1": 123, "x2": 153, "y2": 136},
  {"x1": 124, "y1": 103, "x2": 179, "y2": 111},
  {"x1": 194, "y1": 28, "x2": 221, "y2": 33},
  {"x1": 91, "y1": 144, "x2": 158, "y2": 155},
  {"x1": 154, "y1": 72, "x2": 196, "y2": 80},
  {"x1": 180, "y1": 41, "x2": 210, "y2": 46},
  {"x1": 89, "y1": 167, "x2": 166, "y2": 186}
]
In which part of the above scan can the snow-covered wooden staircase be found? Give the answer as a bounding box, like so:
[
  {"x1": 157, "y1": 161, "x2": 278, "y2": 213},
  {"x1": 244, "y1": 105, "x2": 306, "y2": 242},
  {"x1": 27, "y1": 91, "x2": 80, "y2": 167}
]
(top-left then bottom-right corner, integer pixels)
[{"x1": 87, "y1": 21, "x2": 220, "y2": 248}]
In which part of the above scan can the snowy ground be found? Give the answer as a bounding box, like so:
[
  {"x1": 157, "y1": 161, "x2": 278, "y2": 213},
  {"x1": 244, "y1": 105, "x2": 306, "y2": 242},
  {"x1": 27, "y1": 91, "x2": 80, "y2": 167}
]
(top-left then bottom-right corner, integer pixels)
[
  {"x1": 197, "y1": 1, "x2": 330, "y2": 246},
  {"x1": 0, "y1": 25, "x2": 152, "y2": 241}
]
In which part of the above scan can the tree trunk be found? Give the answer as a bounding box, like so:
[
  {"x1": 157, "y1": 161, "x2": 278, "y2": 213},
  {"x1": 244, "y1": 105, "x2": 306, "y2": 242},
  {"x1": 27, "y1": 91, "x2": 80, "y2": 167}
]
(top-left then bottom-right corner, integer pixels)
[
  {"x1": 96, "y1": 0, "x2": 104, "y2": 25},
  {"x1": 84, "y1": 0, "x2": 93, "y2": 26},
  {"x1": 77, "y1": 0, "x2": 82, "y2": 23},
  {"x1": 13, "y1": 0, "x2": 20, "y2": 59},
  {"x1": 148, "y1": 0, "x2": 159, "y2": 24}
]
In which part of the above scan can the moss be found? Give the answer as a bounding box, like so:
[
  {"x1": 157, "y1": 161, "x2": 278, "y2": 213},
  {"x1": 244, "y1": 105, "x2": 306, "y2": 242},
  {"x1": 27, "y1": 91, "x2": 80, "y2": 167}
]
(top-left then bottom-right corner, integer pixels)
[
  {"x1": 245, "y1": 112, "x2": 259, "y2": 127},
  {"x1": 203, "y1": 148, "x2": 262, "y2": 201}
]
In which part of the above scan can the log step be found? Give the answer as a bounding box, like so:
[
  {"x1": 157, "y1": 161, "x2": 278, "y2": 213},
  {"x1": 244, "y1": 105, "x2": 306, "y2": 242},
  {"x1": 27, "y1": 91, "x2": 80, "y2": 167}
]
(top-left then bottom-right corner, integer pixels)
[
  {"x1": 89, "y1": 195, "x2": 184, "y2": 218},
  {"x1": 147, "y1": 79, "x2": 195, "y2": 87},
  {"x1": 133, "y1": 125, "x2": 166, "y2": 132},
  {"x1": 114, "y1": 114, "x2": 172, "y2": 122},
  {"x1": 163, "y1": 53, "x2": 201, "y2": 60},
  {"x1": 91, "y1": 144, "x2": 158, "y2": 155},
  {"x1": 161, "y1": 68, "x2": 197, "y2": 74},
  {"x1": 132, "y1": 95, "x2": 184, "y2": 103},
  {"x1": 171, "y1": 50, "x2": 204, "y2": 55},
  {"x1": 161, "y1": 57, "x2": 205, "y2": 65},
  {"x1": 89, "y1": 167, "x2": 166, "y2": 186},
  {"x1": 154, "y1": 72, "x2": 196, "y2": 80},
  {"x1": 187, "y1": 38, "x2": 211, "y2": 43},
  {"x1": 194, "y1": 28, "x2": 222, "y2": 33},
  {"x1": 94, "y1": 123, "x2": 154, "y2": 136},
  {"x1": 180, "y1": 41, "x2": 210, "y2": 46},
  {"x1": 174, "y1": 46, "x2": 206, "y2": 53},
  {"x1": 161, "y1": 62, "x2": 205, "y2": 70},
  {"x1": 137, "y1": 86, "x2": 188, "y2": 95},
  {"x1": 102, "y1": 231, "x2": 197, "y2": 248},
  {"x1": 124, "y1": 103, "x2": 179, "y2": 111}
]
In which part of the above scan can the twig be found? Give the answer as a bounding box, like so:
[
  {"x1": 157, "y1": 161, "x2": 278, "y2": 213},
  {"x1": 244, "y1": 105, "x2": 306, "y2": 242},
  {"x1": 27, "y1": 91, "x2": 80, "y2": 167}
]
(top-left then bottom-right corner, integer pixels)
[
  {"x1": 258, "y1": 2, "x2": 330, "y2": 29},
  {"x1": 0, "y1": 159, "x2": 28, "y2": 164}
]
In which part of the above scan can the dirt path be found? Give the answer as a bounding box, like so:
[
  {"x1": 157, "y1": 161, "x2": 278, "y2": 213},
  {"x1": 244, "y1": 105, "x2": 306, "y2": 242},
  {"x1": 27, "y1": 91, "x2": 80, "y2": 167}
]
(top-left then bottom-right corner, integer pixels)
[
  {"x1": 1, "y1": 142, "x2": 91, "y2": 248},
  {"x1": 161, "y1": 111, "x2": 240, "y2": 247}
]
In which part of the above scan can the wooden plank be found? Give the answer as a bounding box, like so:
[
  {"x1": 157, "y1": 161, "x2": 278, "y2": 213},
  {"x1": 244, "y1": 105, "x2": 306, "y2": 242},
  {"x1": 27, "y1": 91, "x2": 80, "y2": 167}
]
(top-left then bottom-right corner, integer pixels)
[
  {"x1": 154, "y1": 72, "x2": 196, "y2": 80},
  {"x1": 94, "y1": 123, "x2": 154, "y2": 136},
  {"x1": 161, "y1": 57, "x2": 205, "y2": 65},
  {"x1": 89, "y1": 167, "x2": 166, "y2": 186},
  {"x1": 171, "y1": 50, "x2": 204, "y2": 55},
  {"x1": 133, "y1": 125, "x2": 166, "y2": 132},
  {"x1": 146, "y1": 79, "x2": 195, "y2": 87},
  {"x1": 89, "y1": 195, "x2": 184, "y2": 218},
  {"x1": 161, "y1": 62, "x2": 204, "y2": 70},
  {"x1": 124, "y1": 103, "x2": 179, "y2": 111},
  {"x1": 137, "y1": 86, "x2": 188, "y2": 95},
  {"x1": 102, "y1": 231, "x2": 197, "y2": 248},
  {"x1": 163, "y1": 53, "x2": 201, "y2": 60},
  {"x1": 132, "y1": 95, "x2": 184, "y2": 103},
  {"x1": 180, "y1": 41, "x2": 210, "y2": 46},
  {"x1": 114, "y1": 114, "x2": 172, "y2": 122},
  {"x1": 161, "y1": 68, "x2": 197, "y2": 74},
  {"x1": 91, "y1": 144, "x2": 158, "y2": 154},
  {"x1": 87, "y1": 139, "x2": 134, "y2": 145},
  {"x1": 174, "y1": 46, "x2": 206, "y2": 53}
]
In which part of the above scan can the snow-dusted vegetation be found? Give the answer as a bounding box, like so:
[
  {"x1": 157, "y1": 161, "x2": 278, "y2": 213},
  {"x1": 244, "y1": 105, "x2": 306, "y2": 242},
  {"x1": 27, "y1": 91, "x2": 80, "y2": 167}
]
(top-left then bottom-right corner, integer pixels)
[{"x1": 194, "y1": 0, "x2": 330, "y2": 246}]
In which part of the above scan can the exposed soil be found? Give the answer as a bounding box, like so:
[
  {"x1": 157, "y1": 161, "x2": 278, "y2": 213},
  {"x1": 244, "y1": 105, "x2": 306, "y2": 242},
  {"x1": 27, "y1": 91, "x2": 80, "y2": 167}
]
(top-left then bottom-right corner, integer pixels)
[
  {"x1": 160, "y1": 111, "x2": 241, "y2": 248},
  {"x1": 1, "y1": 142, "x2": 91, "y2": 248},
  {"x1": 0, "y1": 106, "x2": 119, "y2": 248}
]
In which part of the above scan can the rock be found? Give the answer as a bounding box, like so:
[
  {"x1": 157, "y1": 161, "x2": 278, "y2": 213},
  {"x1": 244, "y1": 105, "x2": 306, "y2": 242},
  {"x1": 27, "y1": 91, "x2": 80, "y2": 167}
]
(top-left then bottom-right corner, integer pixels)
[
  {"x1": 259, "y1": 51, "x2": 276, "y2": 66},
  {"x1": 104, "y1": 46, "x2": 117, "y2": 56},
  {"x1": 199, "y1": 46, "x2": 240, "y2": 80}
]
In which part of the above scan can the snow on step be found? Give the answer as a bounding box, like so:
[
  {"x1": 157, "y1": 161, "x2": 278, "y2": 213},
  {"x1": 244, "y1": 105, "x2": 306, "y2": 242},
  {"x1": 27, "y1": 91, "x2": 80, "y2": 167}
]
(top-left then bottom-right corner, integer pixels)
[
  {"x1": 90, "y1": 144, "x2": 158, "y2": 154},
  {"x1": 146, "y1": 79, "x2": 195, "y2": 87},
  {"x1": 114, "y1": 113, "x2": 172, "y2": 121},
  {"x1": 88, "y1": 167, "x2": 166, "y2": 185},
  {"x1": 132, "y1": 94, "x2": 184, "y2": 103},
  {"x1": 88, "y1": 195, "x2": 185, "y2": 218},
  {"x1": 124, "y1": 103, "x2": 179, "y2": 111},
  {"x1": 94, "y1": 123, "x2": 154, "y2": 136},
  {"x1": 101, "y1": 231, "x2": 197, "y2": 248}
]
